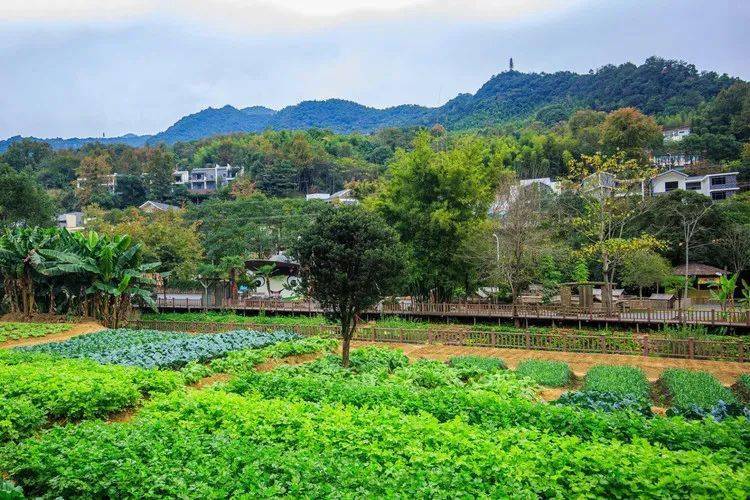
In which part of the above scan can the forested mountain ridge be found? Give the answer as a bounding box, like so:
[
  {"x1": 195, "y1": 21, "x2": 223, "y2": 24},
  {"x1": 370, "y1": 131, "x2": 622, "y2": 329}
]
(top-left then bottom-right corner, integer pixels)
[{"x1": 1, "y1": 56, "x2": 741, "y2": 151}]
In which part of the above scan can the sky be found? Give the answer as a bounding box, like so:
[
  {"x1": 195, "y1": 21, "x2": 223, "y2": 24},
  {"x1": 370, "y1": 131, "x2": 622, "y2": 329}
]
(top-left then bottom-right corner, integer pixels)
[{"x1": 0, "y1": 0, "x2": 748, "y2": 139}]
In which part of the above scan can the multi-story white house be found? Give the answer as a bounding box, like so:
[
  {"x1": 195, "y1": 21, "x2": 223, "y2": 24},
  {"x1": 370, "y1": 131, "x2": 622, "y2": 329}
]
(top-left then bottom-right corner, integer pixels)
[
  {"x1": 173, "y1": 164, "x2": 243, "y2": 193},
  {"x1": 75, "y1": 173, "x2": 119, "y2": 194},
  {"x1": 651, "y1": 153, "x2": 701, "y2": 168},
  {"x1": 650, "y1": 169, "x2": 739, "y2": 201},
  {"x1": 663, "y1": 126, "x2": 691, "y2": 142}
]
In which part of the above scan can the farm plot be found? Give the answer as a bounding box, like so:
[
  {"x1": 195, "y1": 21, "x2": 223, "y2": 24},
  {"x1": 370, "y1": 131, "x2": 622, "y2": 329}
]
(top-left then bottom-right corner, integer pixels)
[
  {"x1": 0, "y1": 322, "x2": 72, "y2": 343},
  {"x1": 660, "y1": 369, "x2": 745, "y2": 420},
  {"x1": 0, "y1": 350, "x2": 183, "y2": 443},
  {"x1": 3, "y1": 347, "x2": 750, "y2": 498},
  {"x1": 21, "y1": 329, "x2": 301, "y2": 369}
]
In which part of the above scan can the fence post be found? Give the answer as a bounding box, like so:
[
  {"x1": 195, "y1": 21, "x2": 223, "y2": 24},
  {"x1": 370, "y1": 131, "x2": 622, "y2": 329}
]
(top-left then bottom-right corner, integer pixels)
[
  {"x1": 490, "y1": 332, "x2": 496, "y2": 347},
  {"x1": 525, "y1": 330, "x2": 531, "y2": 349},
  {"x1": 642, "y1": 335, "x2": 649, "y2": 357},
  {"x1": 427, "y1": 329, "x2": 433, "y2": 345},
  {"x1": 688, "y1": 337, "x2": 695, "y2": 359},
  {"x1": 599, "y1": 334, "x2": 606, "y2": 354},
  {"x1": 372, "y1": 327, "x2": 377, "y2": 342},
  {"x1": 711, "y1": 309, "x2": 716, "y2": 325}
]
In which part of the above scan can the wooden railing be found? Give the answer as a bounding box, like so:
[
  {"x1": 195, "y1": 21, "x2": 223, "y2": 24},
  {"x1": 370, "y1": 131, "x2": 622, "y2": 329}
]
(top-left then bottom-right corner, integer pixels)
[
  {"x1": 154, "y1": 297, "x2": 750, "y2": 328},
  {"x1": 129, "y1": 319, "x2": 748, "y2": 363}
]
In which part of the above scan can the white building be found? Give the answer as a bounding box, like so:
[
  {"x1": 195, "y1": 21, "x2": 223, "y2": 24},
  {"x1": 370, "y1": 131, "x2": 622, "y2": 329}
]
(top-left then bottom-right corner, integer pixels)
[
  {"x1": 75, "y1": 173, "x2": 118, "y2": 194},
  {"x1": 173, "y1": 164, "x2": 243, "y2": 193},
  {"x1": 489, "y1": 177, "x2": 560, "y2": 215},
  {"x1": 663, "y1": 126, "x2": 691, "y2": 142},
  {"x1": 305, "y1": 189, "x2": 359, "y2": 205},
  {"x1": 650, "y1": 169, "x2": 739, "y2": 201},
  {"x1": 57, "y1": 212, "x2": 84, "y2": 231},
  {"x1": 139, "y1": 200, "x2": 181, "y2": 213}
]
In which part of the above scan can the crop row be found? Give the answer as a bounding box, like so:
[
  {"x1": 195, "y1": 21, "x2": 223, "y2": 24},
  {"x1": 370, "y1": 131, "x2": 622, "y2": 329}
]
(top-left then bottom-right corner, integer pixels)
[
  {"x1": 0, "y1": 322, "x2": 72, "y2": 343},
  {"x1": 3, "y1": 390, "x2": 749, "y2": 498},
  {"x1": 0, "y1": 350, "x2": 183, "y2": 442},
  {"x1": 21, "y1": 329, "x2": 301, "y2": 369}
]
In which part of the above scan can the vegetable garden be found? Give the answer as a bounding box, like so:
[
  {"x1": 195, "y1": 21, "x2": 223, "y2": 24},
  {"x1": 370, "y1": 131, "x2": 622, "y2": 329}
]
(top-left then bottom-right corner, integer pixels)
[{"x1": 1, "y1": 321, "x2": 749, "y2": 498}]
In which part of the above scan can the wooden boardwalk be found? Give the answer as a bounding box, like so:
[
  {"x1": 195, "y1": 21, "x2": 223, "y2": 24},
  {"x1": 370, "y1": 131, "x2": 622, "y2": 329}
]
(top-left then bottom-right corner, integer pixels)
[{"x1": 156, "y1": 297, "x2": 750, "y2": 329}]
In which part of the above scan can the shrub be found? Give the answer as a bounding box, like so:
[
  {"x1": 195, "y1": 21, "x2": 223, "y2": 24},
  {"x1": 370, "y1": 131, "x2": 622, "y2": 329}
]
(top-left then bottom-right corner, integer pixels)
[
  {"x1": 661, "y1": 369, "x2": 737, "y2": 415},
  {"x1": 142, "y1": 311, "x2": 332, "y2": 326},
  {"x1": 516, "y1": 360, "x2": 571, "y2": 387},
  {"x1": 21, "y1": 329, "x2": 300, "y2": 369},
  {"x1": 583, "y1": 365, "x2": 651, "y2": 401},
  {"x1": 448, "y1": 355, "x2": 506, "y2": 381},
  {"x1": 3, "y1": 390, "x2": 747, "y2": 498},
  {"x1": 556, "y1": 391, "x2": 652, "y2": 417}
]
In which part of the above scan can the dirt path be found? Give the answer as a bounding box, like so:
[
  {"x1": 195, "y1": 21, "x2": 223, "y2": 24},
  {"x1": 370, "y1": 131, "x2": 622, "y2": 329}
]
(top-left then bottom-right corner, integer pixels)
[
  {"x1": 0, "y1": 322, "x2": 106, "y2": 349},
  {"x1": 351, "y1": 341, "x2": 750, "y2": 385}
]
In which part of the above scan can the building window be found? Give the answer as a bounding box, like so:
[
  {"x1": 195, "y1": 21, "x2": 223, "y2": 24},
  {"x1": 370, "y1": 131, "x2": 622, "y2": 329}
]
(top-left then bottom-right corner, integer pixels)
[
  {"x1": 686, "y1": 181, "x2": 702, "y2": 190},
  {"x1": 664, "y1": 181, "x2": 679, "y2": 191},
  {"x1": 711, "y1": 176, "x2": 726, "y2": 186},
  {"x1": 711, "y1": 191, "x2": 727, "y2": 201}
]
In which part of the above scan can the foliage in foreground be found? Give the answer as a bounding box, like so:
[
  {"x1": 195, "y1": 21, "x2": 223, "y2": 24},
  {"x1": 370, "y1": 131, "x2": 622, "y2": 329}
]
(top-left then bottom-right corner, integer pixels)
[
  {"x1": 515, "y1": 359, "x2": 572, "y2": 387},
  {"x1": 0, "y1": 322, "x2": 71, "y2": 343},
  {"x1": 20, "y1": 329, "x2": 300, "y2": 369},
  {"x1": 4, "y1": 390, "x2": 749, "y2": 499},
  {"x1": 0, "y1": 350, "x2": 183, "y2": 442}
]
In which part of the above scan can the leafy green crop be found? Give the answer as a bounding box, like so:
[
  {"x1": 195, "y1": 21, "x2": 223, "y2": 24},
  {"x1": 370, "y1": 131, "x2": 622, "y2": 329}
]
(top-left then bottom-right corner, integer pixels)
[
  {"x1": 661, "y1": 369, "x2": 737, "y2": 414},
  {"x1": 515, "y1": 360, "x2": 571, "y2": 387},
  {"x1": 583, "y1": 365, "x2": 651, "y2": 401},
  {"x1": 0, "y1": 350, "x2": 183, "y2": 442},
  {"x1": 3, "y1": 390, "x2": 748, "y2": 498},
  {"x1": 557, "y1": 390, "x2": 653, "y2": 417},
  {"x1": 737, "y1": 374, "x2": 750, "y2": 402},
  {"x1": 210, "y1": 337, "x2": 338, "y2": 375},
  {"x1": 448, "y1": 355, "x2": 506, "y2": 381},
  {"x1": 20, "y1": 329, "x2": 300, "y2": 369},
  {"x1": 0, "y1": 322, "x2": 72, "y2": 342}
]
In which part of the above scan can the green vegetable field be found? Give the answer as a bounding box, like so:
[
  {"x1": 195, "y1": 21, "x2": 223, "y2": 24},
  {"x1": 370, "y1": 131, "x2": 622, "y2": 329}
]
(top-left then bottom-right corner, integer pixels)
[
  {"x1": 1, "y1": 323, "x2": 749, "y2": 498},
  {"x1": 0, "y1": 323, "x2": 71, "y2": 343}
]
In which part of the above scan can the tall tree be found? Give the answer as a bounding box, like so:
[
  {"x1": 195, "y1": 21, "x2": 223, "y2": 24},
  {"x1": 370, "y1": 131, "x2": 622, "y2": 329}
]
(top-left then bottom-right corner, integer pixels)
[
  {"x1": 76, "y1": 153, "x2": 112, "y2": 207},
  {"x1": 144, "y1": 146, "x2": 176, "y2": 201},
  {"x1": 292, "y1": 205, "x2": 405, "y2": 367},
  {"x1": 600, "y1": 107, "x2": 663, "y2": 162},
  {"x1": 370, "y1": 132, "x2": 501, "y2": 300},
  {"x1": 620, "y1": 249, "x2": 672, "y2": 297},
  {"x1": 0, "y1": 164, "x2": 56, "y2": 229}
]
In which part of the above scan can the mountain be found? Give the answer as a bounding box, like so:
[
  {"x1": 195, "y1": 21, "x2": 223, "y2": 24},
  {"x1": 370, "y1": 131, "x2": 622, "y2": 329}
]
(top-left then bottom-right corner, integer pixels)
[
  {"x1": 1, "y1": 57, "x2": 742, "y2": 151},
  {"x1": 0, "y1": 133, "x2": 151, "y2": 152}
]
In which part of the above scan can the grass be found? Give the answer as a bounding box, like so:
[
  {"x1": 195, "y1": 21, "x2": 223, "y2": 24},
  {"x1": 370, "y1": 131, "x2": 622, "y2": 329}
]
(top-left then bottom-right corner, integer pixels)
[
  {"x1": 515, "y1": 360, "x2": 572, "y2": 387},
  {"x1": 582, "y1": 365, "x2": 651, "y2": 401},
  {"x1": 660, "y1": 369, "x2": 737, "y2": 411},
  {"x1": 0, "y1": 322, "x2": 72, "y2": 343}
]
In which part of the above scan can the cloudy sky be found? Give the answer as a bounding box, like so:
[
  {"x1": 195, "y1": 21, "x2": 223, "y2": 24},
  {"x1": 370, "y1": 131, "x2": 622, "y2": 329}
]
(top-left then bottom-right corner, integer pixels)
[{"x1": 1, "y1": 0, "x2": 748, "y2": 139}]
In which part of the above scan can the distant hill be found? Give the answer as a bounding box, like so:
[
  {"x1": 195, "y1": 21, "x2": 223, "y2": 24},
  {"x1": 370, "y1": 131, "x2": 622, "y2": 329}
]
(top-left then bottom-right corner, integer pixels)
[{"x1": 1, "y1": 56, "x2": 741, "y2": 151}]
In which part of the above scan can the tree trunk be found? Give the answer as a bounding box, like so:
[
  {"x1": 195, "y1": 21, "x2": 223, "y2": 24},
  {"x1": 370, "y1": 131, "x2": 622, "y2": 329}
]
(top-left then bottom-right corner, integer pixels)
[{"x1": 341, "y1": 334, "x2": 352, "y2": 368}]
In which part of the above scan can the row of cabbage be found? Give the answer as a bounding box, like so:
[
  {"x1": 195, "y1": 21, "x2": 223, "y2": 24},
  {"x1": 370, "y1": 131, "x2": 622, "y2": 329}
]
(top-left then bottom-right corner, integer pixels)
[{"x1": 20, "y1": 329, "x2": 300, "y2": 369}]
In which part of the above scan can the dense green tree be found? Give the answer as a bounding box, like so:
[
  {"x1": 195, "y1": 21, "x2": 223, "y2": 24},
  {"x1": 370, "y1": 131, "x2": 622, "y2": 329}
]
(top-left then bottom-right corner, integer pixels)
[
  {"x1": 1, "y1": 139, "x2": 53, "y2": 172},
  {"x1": 292, "y1": 205, "x2": 405, "y2": 367},
  {"x1": 620, "y1": 249, "x2": 672, "y2": 297},
  {"x1": 0, "y1": 164, "x2": 56, "y2": 229},
  {"x1": 144, "y1": 146, "x2": 176, "y2": 201},
  {"x1": 370, "y1": 132, "x2": 502, "y2": 299},
  {"x1": 114, "y1": 175, "x2": 148, "y2": 208},
  {"x1": 600, "y1": 107, "x2": 663, "y2": 161}
]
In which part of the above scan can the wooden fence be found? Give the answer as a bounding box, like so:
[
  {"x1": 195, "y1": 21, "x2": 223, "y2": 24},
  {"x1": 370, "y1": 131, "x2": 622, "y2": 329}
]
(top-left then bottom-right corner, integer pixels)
[
  {"x1": 129, "y1": 319, "x2": 748, "y2": 363},
  {"x1": 155, "y1": 297, "x2": 750, "y2": 328}
]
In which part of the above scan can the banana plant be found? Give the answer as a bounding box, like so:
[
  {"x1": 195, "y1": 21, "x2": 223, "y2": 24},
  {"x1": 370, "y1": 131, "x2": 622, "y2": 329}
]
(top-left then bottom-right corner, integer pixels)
[
  {"x1": 738, "y1": 280, "x2": 750, "y2": 310},
  {"x1": 709, "y1": 273, "x2": 738, "y2": 311},
  {"x1": 0, "y1": 227, "x2": 58, "y2": 316},
  {"x1": 38, "y1": 230, "x2": 159, "y2": 327}
]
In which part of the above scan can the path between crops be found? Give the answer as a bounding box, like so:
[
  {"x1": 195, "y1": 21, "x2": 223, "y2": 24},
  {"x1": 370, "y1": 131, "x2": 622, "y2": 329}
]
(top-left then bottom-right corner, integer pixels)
[
  {"x1": 0, "y1": 322, "x2": 106, "y2": 349},
  {"x1": 350, "y1": 341, "x2": 749, "y2": 385}
]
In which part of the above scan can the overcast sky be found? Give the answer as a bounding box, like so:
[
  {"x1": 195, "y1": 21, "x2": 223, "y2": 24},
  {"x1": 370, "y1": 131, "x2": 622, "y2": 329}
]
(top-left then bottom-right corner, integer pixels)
[{"x1": 1, "y1": 0, "x2": 748, "y2": 139}]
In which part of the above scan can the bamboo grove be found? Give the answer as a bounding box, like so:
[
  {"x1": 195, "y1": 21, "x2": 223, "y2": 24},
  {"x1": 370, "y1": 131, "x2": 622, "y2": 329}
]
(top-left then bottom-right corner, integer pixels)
[{"x1": 0, "y1": 227, "x2": 159, "y2": 327}]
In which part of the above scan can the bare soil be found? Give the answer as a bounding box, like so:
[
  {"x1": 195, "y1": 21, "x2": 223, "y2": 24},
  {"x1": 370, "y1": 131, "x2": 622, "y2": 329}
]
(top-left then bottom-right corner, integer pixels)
[
  {"x1": 350, "y1": 341, "x2": 750, "y2": 385},
  {"x1": 0, "y1": 322, "x2": 106, "y2": 349},
  {"x1": 191, "y1": 372, "x2": 233, "y2": 389}
]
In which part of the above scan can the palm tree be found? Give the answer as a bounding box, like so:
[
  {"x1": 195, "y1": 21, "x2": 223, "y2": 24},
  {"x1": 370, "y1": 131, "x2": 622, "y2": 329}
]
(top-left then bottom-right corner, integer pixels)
[{"x1": 709, "y1": 273, "x2": 739, "y2": 311}]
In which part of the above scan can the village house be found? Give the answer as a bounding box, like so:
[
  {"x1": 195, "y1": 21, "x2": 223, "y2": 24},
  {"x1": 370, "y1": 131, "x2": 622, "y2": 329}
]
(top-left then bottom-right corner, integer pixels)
[
  {"x1": 172, "y1": 164, "x2": 243, "y2": 193},
  {"x1": 650, "y1": 169, "x2": 739, "y2": 200}
]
